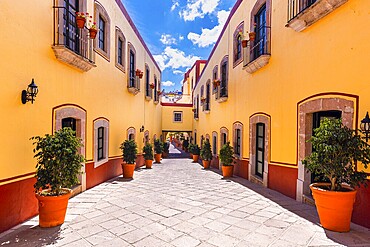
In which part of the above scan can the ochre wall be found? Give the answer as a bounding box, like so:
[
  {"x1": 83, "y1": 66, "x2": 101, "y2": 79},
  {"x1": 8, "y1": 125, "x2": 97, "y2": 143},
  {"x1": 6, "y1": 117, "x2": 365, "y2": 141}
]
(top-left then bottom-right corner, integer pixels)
[{"x1": 162, "y1": 105, "x2": 193, "y2": 132}]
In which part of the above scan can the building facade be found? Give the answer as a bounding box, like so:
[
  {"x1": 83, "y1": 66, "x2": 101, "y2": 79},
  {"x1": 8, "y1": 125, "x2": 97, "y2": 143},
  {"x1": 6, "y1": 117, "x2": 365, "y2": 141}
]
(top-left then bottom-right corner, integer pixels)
[
  {"x1": 192, "y1": 0, "x2": 370, "y2": 228},
  {"x1": 0, "y1": 0, "x2": 162, "y2": 233}
]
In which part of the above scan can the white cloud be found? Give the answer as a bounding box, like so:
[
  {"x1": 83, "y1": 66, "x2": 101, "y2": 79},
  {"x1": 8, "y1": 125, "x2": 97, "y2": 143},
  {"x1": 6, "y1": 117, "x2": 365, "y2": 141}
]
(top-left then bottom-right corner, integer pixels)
[
  {"x1": 160, "y1": 34, "x2": 177, "y2": 45},
  {"x1": 180, "y1": 0, "x2": 220, "y2": 21},
  {"x1": 171, "y1": 0, "x2": 180, "y2": 11},
  {"x1": 173, "y1": 70, "x2": 184, "y2": 75},
  {"x1": 179, "y1": 35, "x2": 184, "y2": 41},
  {"x1": 153, "y1": 46, "x2": 201, "y2": 71},
  {"x1": 187, "y1": 10, "x2": 229, "y2": 47},
  {"x1": 162, "y1": 81, "x2": 176, "y2": 87}
]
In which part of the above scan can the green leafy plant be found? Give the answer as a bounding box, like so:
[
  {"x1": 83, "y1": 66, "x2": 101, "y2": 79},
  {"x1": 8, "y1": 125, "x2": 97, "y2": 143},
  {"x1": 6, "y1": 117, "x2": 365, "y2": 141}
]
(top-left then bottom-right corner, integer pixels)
[
  {"x1": 143, "y1": 143, "x2": 153, "y2": 160},
  {"x1": 154, "y1": 139, "x2": 164, "y2": 154},
  {"x1": 120, "y1": 139, "x2": 138, "y2": 164},
  {"x1": 303, "y1": 118, "x2": 370, "y2": 191},
  {"x1": 192, "y1": 144, "x2": 200, "y2": 155},
  {"x1": 31, "y1": 128, "x2": 84, "y2": 196},
  {"x1": 188, "y1": 143, "x2": 195, "y2": 154},
  {"x1": 220, "y1": 142, "x2": 234, "y2": 166},
  {"x1": 183, "y1": 139, "x2": 189, "y2": 149},
  {"x1": 163, "y1": 142, "x2": 170, "y2": 153},
  {"x1": 200, "y1": 140, "x2": 213, "y2": 161}
]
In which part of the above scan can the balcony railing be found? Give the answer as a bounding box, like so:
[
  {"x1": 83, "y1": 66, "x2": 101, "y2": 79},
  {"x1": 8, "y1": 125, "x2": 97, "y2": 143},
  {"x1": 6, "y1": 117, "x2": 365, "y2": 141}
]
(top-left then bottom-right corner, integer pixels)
[
  {"x1": 287, "y1": 0, "x2": 317, "y2": 22},
  {"x1": 247, "y1": 26, "x2": 271, "y2": 64},
  {"x1": 52, "y1": 6, "x2": 95, "y2": 71}
]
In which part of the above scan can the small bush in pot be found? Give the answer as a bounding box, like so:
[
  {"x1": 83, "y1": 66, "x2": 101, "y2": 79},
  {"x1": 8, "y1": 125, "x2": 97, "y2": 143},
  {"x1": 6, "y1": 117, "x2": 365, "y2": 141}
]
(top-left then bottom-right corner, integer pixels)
[
  {"x1": 163, "y1": 141, "x2": 170, "y2": 158},
  {"x1": 154, "y1": 139, "x2": 163, "y2": 163},
  {"x1": 200, "y1": 140, "x2": 212, "y2": 169},
  {"x1": 120, "y1": 139, "x2": 138, "y2": 178},
  {"x1": 219, "y1": 142, "x2": 234, "y2": 177},
  {"x1": 192, "y1": 144, "x2": 200, "y2": 162},
  {"x1": 302, "y1": 118, "x2": 370, "y2": 232},
  {"x1": 31, "y1": 127, "x2": 84, "y2": 227},
  {"x1": 143, "y1": 143, "x2": 153, "y2": 169},
  {"x1": 183, "y1": 139, "x2": 189, "y2": 151}
]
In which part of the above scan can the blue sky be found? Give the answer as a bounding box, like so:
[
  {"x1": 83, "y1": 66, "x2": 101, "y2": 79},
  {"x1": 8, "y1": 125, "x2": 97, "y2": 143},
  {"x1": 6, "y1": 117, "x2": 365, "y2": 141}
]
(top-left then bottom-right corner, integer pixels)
[{"x1": 120, "y1": 0, "x2": 235, "y2": 92}]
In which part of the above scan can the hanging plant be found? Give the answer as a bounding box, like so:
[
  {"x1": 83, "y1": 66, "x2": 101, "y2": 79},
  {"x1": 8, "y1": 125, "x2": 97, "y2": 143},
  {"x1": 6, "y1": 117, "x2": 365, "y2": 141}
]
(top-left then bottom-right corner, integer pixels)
[
  {"x1": 75, "y1": 12, "x2": 87, "y2": 29},
  {"x1": 88, "y1": 22, "x2": 98, "y2": 39}
]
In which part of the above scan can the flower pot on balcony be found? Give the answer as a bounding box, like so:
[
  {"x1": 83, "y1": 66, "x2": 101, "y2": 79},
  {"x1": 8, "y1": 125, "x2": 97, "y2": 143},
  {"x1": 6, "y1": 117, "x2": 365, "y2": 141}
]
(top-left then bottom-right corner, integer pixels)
[
  {"x1": 89, "y1": 28, "x2": 97, "y2": 39},
  {"x1": 76, "y1": 16, "x2": 86, "y2": 29},
  {"x1": 249, "y1": 32, "x2": 256, "y2": 41},
  {"x1": 150, "y1": 84, "x2": 155, "y2": 89},
  {"x1": 139, "y1": 72, "x2": 144, "y2": 79},
  {"x1": 242, "y1": 40, "x2": 248, "y2": 48},
  {"x1": 136, "y1": 70, "x2": 141, "y2": 76}
]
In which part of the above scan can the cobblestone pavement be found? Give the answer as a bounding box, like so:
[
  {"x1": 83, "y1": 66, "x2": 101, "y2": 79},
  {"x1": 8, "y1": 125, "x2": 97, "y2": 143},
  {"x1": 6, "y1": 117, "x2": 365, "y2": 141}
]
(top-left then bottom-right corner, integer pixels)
[{"x1": 1, "y1": 148, "x2": 370, "y2": 246}]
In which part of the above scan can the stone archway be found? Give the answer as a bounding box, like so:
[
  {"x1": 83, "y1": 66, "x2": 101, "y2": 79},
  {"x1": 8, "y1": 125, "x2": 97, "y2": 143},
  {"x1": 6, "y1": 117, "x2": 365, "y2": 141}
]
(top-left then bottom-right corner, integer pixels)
[{"x1": 297, "y1": 97, "x2": 354, "y2": 202}]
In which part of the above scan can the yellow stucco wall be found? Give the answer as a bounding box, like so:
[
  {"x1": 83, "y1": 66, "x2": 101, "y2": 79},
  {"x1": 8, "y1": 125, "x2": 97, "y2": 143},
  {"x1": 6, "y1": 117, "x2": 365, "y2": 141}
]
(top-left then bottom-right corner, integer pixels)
[
  {"x1": 162, "y1": 106, "x2": 193, "y2": 132},
  {"x1": 192, "y1": 0, "x2": 370, "y2": 174},
  {"x1": 0, "y1": 0, "x2": 162, "y2": 181}
]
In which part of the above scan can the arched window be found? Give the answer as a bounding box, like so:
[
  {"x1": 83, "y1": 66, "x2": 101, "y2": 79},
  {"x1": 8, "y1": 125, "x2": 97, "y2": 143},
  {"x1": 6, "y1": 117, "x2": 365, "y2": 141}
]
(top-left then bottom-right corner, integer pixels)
[
  {"x1": 212, "y1": 132, "x2": 218, "y2": 155},
  {"x1": 94, "y1": 2, "x2": 111, "y2": 60},
  {"x1": 94, "y1": 118, "x2": 109, "y2": 167},
  {"x1": 127, "y1": 127, "x2": 136, "y2": 141},
  {"x1": 145, "y1": 64, "x2": 151, "y2": 98},
  {"x1": 115, "y1": 27, "x2": 126, "y2": 72},
  {"x1": 233, "y1": 23, "x2": 244, "y2": 65},
  {"x1": 220, "y1": 127, "x2": 229, "y2": 147},
  {"x1": 127, "y1": 43, "x2": 139, "y2": 91},
  {"x1": 233, "y1": 122, "x2": 243, "y2": 158},
  {"x1": 219, "y1": 56, "x2": 228, "y2": 100}
]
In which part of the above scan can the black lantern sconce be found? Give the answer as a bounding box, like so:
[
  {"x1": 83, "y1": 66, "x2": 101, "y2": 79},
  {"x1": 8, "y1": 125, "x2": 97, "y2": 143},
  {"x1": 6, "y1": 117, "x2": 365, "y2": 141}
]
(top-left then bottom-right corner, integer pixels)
[
  {"x1": 140, "y1": 125, "x2": 144, "y2": 132},
  {"x1": 21, "y1": 79, "x2": 38, "y2": 104},
  {"x1": 360, "y1": 112, "x2": 370, "y2": 142}
]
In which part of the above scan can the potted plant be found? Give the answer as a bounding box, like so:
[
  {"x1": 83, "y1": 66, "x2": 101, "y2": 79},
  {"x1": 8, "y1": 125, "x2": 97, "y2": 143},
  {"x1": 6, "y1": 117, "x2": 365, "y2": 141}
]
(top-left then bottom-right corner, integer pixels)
[
  {"x1": 31, "y1": 127, "x2": 84, "y2": 227},
  {"x1": 143, "y1": 143, "x2": 153, "y2": 169},
  {"x1": 248, "y1": 31, "x2": 256, "y2": 41},
  {"x1": 162, "y1": 142, "x2": 170, "y2": 158},
  {"x1": 200, "y1": 140, "x2": 212, "y2": 169},
  {"x1": 154, "y1": 139, "x2": 163, "y2": 163},
  {"x1": 183, "y1": 139, "x2": 189, "y2": 152},
  {"x1": 192, "y1": 144, "x2": 200, "y2": 162},
  {"x1": 149, "y1": 83, "x2": 155, "y2": 89},
  {"x1": 120, "y1": 139, "x2": 137, "y2": 178},
  {"x1": 136, "y1": 69, "x2": 141, "y2": 76},
  {"x1": 188, "y1": 143, "x2": 195, "y2": 159},
  {"x1": 88, "y1": 21, "x2": 98, "y2": 39},
  {"x1": 303, "y1": 118, "x2": 370, "y2": 232},
  {"x1": 139, "y1": 71, "x2": 144, "y2": 79},
  {"x1": 220, "y1": 142, "x2": 234, "y2": 177},
  {"x1": 75, "y1": 12, "x2": 88, "y2": 29},
  {"x1": 213, "y1": 79, "x2": 220, "y2": 88}
]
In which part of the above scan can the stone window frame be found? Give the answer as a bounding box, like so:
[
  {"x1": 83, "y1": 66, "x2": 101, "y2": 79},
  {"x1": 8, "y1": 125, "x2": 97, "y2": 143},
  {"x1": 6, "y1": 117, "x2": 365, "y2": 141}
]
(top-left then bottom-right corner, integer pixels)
[
  {"x1": 249, "y1": 114, "x2": 270, "y2": 187},
  {"x1": 94, "y1": 1, "x2": 111, "y2": 61},
  {"x1": 145, "y1": 64, "x2": 152, "y2": 99},
  {"x1": 115, "y1": 27, "x2": 126, "y2": 72},
  {"x1": 296, "y1": 97, "x2": 354, "y2": 202},
  {"x1": 127, "y1": 127, "x2": 136, "y2": 141},
  {"x1": 200, "y1": 85, "x2": 204, "y2": 106},
  {"x1": 127, "y1": 42, "x2": 139, "y2": 90},
  {"x1": 212, "y1": 65, "x2": 218, "y2": 95},
  {"x1": 193, "y1": 130, "x2": 197, "y2": 145},
  {"x1": 53, "y1": 104, "x2": 87, "y2": 191},
  {"x1": 144, "y1": 130, "x2": 149, "y2": 144},
  {"x1": 173, "y1": 111, "x2": 183, "y2": 123},
  {"x1": 93, "y1": 118, "x2": 109, "y2": 168},
  {"x1": 204, "y1": 80, "x2": 211, "y2": 112},
  {"x1": 154, "y1": 75, "x2": 159, "y2": 103},
  {"x1": 233, "y1": 122, "x2": 243, "y2": 159},
  {"x1": 218, "y1": 55, "x2": 229, "y2": 100},
  {"x1": 220, "y1": 127, "x2": 229, "y2": 148},
  {"x1": 212, "y1": 131, "x2": 218, "y2": 155},
  {"x1": 233, "y1": 22, "x2": 244, "y2": 67}
]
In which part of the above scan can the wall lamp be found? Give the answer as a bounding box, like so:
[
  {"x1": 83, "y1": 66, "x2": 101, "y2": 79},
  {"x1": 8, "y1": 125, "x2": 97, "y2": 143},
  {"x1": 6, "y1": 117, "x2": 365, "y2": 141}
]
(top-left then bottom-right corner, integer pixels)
[
  {"x1": 360, "y1": 112, "x2": 370, "y2": 142},
  {"x1": 140, "y1": 125, "x2": 144, "y2": 132},
  {"x1": 21, "y1": 79, "x2": 38, "y2": 104}
]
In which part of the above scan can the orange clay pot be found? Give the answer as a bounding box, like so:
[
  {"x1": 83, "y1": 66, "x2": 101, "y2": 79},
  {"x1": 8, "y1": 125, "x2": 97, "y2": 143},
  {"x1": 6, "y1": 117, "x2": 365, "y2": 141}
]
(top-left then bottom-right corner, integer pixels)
[
  {"x1": 89, "y1": 28, "x2": 97, "y2": 39},
  {"x1": 35, "y1": 189, "x2": 71, "y2": 228},
  {"x1": 190, "y1": 153, "x2": 193, "y2": 159},
  {"x1": 154, "y1": 153, "x2": 162, "y2": 163},
  {"x1": 122, "y1": 163, "x2": 135, "y2": 178},
  {"x1": 145, "y1": 159, "x2": 153, "y2": 169},
  {"x1": 203, "y1": 160, "x2": 210, "y2": 169},
  {"x1": 310, "y1": 183, "x2": 357, "y2": 232},
  {"x1": 193, "y1": 154, "x2": 199, "y2": 162},
  {"x1": 222, "y1": 165, "x2": 234, "y2": 178},
  {"x1": 76, "y1": 16, "x2": 86, "y2": 29}
]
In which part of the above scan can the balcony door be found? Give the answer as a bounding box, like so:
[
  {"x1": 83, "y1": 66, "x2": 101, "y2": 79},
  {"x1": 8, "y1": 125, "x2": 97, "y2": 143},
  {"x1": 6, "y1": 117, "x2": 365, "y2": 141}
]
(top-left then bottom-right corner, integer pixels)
[
  {"x1": 63, "y1": 0, "x2": 80, "y2": 53},
  {"x1": 254, "y1": 4, "x2": 266, "y2": 59}
]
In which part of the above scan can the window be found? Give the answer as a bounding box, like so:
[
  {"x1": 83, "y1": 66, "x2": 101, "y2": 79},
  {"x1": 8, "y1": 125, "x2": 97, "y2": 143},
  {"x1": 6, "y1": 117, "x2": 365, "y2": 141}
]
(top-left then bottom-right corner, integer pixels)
[
  {"x1": 115, "y1": 27, "x2": 125, "y2": 71},
  {"x1": 145, "y1": 65, "x2": 151, "y2": 98},
  {"x1": 219, "y1": 56, "x2": 228, "y2": 100},
  {"x1": 97, "y1": 127, "x2": 104, "y2": 160},
  {"x1": 213, "y1": 66, "x2": 218, "y2": 95},
  {"x1": 154, "y1": 76, "x2": 158, "y2": 102},
  {"x1": 205, "y1": 82, "x2": 210, "y2": 111},
  {"x1": 233, "y1": 23, "x2": 244, "y2": 66},
  {"x1": 129, "y1": 50, "x2": 135, "y2": 87},
  {"x1": 212, "y1": 132, "x2": 217, "y2": 155},
  {"x1": 63, "y1": 0, "x2": 80, "y2": 54},
  {"x1": 62, "y1": 117, "x2": 76, "y2": 133},
  {"x1": 256, "y1": 123, "x2": 265, "y2": 178},
  {"x1": 235, "y1": 129, "x2": 241, "y2": 155},
  {"x1": 127, "y1": 43, "x2": 139, "y2": 93},
  {"x1": 233, "y1": 122, "x2": 243, "y2": 158},
  {"x1": 94, "y1": 119, "x2": 109, "y2": 168},
  {"x1": 254, "y1": 5, "x2": 267, "y2": 60},
  {"x1": 94, "y1": 2, "x2": 111, "y2": 60},
  {"x1": 220, "y1": 127, "x2": 228, "y2": 147},
  {"x1": 174, "y1": 111, "x2": 183, "y2": 122},
  {"x1": 127, "y1": 127, "x2": 136, "y2": 141}
]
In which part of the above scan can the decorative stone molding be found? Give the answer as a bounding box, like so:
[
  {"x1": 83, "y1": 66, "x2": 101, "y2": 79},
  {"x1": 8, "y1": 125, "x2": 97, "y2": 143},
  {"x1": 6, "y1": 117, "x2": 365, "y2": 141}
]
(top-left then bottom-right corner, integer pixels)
[
  {"x1": 233, "y1": 122, "x2": 243, "y2": 159},
  {"x1": 296, "y1": 97, "x2": 354, "y2": 202},
  {"x1": 286, "y1": 0, "x2": 348, "y2": 32},
  {"x1": 52, "y1": 45, "x2": 96, "y2": 72},
  {"x1": 216, "y1": 96, "x2": 228, "y2": 103},
  {"x1": 244, "y1": 54, "x2": 270, "y2": 74}
]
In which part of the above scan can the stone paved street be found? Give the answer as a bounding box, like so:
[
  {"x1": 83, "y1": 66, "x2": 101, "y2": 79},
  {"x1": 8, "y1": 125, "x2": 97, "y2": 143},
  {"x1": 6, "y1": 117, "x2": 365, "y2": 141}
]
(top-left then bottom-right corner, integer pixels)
[{"x1": 1, "y1": 146, "x2": 370, "y2": 246}]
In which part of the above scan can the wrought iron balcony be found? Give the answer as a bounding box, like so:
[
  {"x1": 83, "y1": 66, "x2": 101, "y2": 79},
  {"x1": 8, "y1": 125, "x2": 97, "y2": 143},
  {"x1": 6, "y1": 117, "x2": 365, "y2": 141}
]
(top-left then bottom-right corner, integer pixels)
[
  {"x1": 52, "y1": 6, "x2": 95, "y2": 72},
  {"x1": 243, "y1": 26, "x2": 271, "y2": 74}
]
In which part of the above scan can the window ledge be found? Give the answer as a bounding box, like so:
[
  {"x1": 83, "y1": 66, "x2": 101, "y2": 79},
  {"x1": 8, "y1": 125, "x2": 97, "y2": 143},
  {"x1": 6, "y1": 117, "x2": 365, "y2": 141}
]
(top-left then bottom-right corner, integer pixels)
[
  {"x1": 204, "y1": 110, "x2": 210, "y2": 114},
  {"x1": 128, "y1": 87, "x2": 140, "y2": 95},
  {"x1": 145, "y1": 96, "x2": 152, "y2": 101},
  {"x1": 243, "y1": 54, "x2": 271, "y2": 74},
  {"x1": 52, "y1": 45, "x2": 96, "y2": 72},
  {"x1": 154, "y1": 100, "x2": 159, "y2": 104},
  {"x1": 216, "y1": 96, "x2": 228, "y2": 103},
  {"x1": 286, "y1": 0, "x2": 348, "y2": 32}
]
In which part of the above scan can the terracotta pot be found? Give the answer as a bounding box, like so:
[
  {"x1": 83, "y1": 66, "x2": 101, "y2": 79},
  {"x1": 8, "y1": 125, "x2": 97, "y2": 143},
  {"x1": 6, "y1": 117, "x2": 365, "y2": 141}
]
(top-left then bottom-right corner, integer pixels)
[
  {"x1": 122, "y1": 163, "x2": 135, "y2": 178},
  {"x1": 203, "y1": 160, "x2": 210, "y2": 169},
  {"x1": 310, "y1": 183, "x2": 357, "y2": 232},
  {"x1": 249, "y1": 32, "x2": 256, "y2": 41},
  {"x1": 222, "y1": 165, "x2": 234, "y2": 178},
  {"x1": 35, "y1": 189, "x2": 71, "y2": 227},
  {"x1": 242, "y1": 40, "x2": 248, "y2": 48},
  {"x1": 76, "y1": 16, "x2": 86, "y2": 29},
  {"x1": 150, "y1": 84, "x2": 155, "y2": 89},
  {"x1": 193, "y1": 154, "x2": 199, "y2": 162},
  {"x1": 136, "y1": 70, "x2": 141, "y2": 76},
  {"x1": 190, "y1": 153, "x2": 193, "y2": 159},
  {"x1": 145, "y1": 159, "x2": 153, "y2": 169},
  {"x1": 89, "y1": 29, "x2": 97, "y2": 39},
  {"x1": 154, "y1": 153, "x2": 162, "y2": 163}
]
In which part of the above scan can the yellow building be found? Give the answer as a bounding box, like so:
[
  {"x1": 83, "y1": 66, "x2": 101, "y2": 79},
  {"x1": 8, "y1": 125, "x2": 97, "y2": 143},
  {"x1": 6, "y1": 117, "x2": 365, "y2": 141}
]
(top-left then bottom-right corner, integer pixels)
[
  {"x1": 192, "y1": 0, "x2": 370, "y2": 228},
  {"x1": 0, "y1": 0, "x2": 162, "y2": 232}
]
